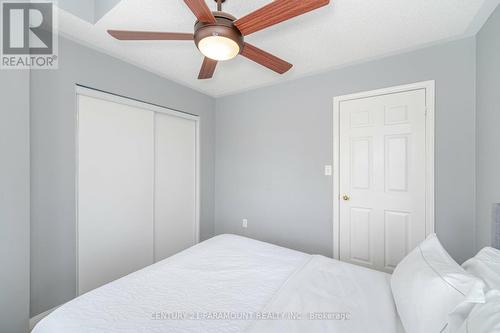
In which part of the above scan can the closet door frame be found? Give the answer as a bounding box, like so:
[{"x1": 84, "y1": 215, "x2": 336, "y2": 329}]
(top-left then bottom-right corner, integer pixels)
[{"x1": 75, "y1": 85, "x2": 200, "y2": 293}]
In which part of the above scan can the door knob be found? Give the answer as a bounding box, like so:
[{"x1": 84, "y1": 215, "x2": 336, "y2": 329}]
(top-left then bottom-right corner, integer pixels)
[{"x1": 342, "y1": 194, "x2": 350, "y2": 201}]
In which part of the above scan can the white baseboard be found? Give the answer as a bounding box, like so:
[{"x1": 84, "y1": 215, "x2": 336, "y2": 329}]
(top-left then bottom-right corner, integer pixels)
[{"x1": 29, "y1": 306, "x2": 58, "y2": 331}]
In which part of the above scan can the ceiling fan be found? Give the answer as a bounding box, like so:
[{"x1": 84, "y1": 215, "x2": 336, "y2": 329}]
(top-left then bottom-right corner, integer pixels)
[{"x1": 107, "y1": 0, "x2": 330, "y2": 79}]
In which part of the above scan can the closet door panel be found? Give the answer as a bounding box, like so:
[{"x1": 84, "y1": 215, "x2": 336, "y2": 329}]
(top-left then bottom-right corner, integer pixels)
[
  {"x1": 77, "y1": 95, "x2": 154, "y2": 295},
  {"x1": 154, "y1": 113, "x2": 197, "y2": 261}
]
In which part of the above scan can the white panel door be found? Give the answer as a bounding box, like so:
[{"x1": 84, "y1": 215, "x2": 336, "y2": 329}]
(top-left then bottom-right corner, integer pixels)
[
  {"x1": 77, "y1": 95, "x2": 154, "y2": 294},
  {"x1": 154, "y1": 113, "x2": 197, "y2": 262},
  {"x1": 339, "y1": 89, "x2": 427, "y2": 273}
]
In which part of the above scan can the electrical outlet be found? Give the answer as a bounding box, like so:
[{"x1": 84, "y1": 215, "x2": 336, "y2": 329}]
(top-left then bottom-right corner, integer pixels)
[{"x1": 242, "y1": 219, "x2": 248, "y2": 229}]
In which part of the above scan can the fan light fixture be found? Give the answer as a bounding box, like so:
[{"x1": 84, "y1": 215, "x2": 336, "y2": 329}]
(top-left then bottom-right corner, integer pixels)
[
  {"x1": 193, "y1": 11, "x2": 244, "y2": 62},
  {"x1": 107, "y1": 0, "x2": 331, "y2": 79},
  {"x1": 197, "y1": 35, "x2": 240, "y2": 61}
]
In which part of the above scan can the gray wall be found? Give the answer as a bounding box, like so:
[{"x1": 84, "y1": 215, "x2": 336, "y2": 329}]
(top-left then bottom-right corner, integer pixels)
[
  {"x1": 476, "y1": 5, "x2": 500, "y2": 249},
  {"x1": 0, "y1": 71, "x2": 30, "y2": 332},
  {"x1": 30, "y1": 37, "x2": 216, "y2": 316},
  {"x1": 215, "y1": 37, "x2": 477, "y2": 264}
]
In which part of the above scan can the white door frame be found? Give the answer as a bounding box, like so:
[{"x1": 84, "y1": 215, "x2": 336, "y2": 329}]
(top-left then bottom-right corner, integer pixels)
[
  {"x1": 332, "y1": 81, "x2": 435, "y2": 260},
  {"x1": 74, "y1": 85, "x2": 201, "y2": 292}
]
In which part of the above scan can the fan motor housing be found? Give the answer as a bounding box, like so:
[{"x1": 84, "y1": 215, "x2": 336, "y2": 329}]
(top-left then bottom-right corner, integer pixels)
[{"x1": 194, "y1": 12, "x2": 244, "y2": 54}]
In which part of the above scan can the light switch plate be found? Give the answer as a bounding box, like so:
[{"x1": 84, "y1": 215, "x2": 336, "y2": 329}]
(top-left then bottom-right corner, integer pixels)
[
  {"x1": 324, "y1": 165, "x2": 332, "y2": 176},
  {"x1": 242, "y1": 219, "x2": 248, "y2": 229}
]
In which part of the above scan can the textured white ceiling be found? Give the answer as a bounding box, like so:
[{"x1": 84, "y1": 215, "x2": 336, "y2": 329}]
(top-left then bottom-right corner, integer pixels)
[{"x1": 57, "y1": 0, "x2": 493, "y2": 97}]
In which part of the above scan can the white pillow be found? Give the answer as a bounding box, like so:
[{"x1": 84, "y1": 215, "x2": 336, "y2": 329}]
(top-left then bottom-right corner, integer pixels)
[
  {"x1": 455, "y1": 289, "x2": 500, "y2": 333},
  {"x1": 391, "y1": 234, "x2": 485, "y2": 333},
  {"x1": 462, "y1": 247, "x2": 500, "y2": 290}
]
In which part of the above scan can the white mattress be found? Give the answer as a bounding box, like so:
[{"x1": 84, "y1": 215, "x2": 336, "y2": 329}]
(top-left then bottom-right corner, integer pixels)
[{"x1": 33, "y1": 234, "x2": 403, "y2": 333}]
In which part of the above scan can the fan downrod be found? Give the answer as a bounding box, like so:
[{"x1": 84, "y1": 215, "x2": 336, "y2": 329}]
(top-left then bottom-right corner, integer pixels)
[{"x1": 215, "y1": 0, "x2": 226, "y2": 11}]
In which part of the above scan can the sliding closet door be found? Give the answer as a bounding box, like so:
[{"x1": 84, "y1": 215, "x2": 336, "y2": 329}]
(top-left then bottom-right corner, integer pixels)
[
  {"x1": 154, "y1": 113, "x2": 197, "y2": 262},
  {"x1": 77, "y1": 95, "x2": 154, "y2": 295}
]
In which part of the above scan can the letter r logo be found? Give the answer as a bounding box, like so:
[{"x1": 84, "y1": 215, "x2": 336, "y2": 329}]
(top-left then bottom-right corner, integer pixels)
[{"x1": 2, "y1": 2, "x2": 53, "y2": 55}]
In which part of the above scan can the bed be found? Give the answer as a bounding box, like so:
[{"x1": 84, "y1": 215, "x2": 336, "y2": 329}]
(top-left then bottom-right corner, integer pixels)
[{"x1": 33, "y1": 234, "x2": 404, "y2": 333}]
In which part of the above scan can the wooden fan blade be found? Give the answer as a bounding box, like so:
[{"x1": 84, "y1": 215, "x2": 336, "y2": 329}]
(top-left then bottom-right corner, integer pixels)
[
  {"x1": 183, "y1": 0, "x2": 217, "y2": 24},
  {"x1": 108, "y1": 30, "x2": 193, "y2": 40},
  {"x1": 198, "y1": 57, "x2": 218, "y2": 79},
  {"x1": 234, "y1": 0, "x2": 330, "y2": 36},
  {"x1": 240, "y1": 43, "x2": 292, "y2": 74}
]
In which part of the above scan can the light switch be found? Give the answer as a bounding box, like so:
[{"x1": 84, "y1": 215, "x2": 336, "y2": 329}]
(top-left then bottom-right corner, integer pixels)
[
  {"x1": 324, "y1": 165, "x2": 332, "y2": 176},
  {"x1": 242, "y1": 219, "x2": 248, "y2": 229}
]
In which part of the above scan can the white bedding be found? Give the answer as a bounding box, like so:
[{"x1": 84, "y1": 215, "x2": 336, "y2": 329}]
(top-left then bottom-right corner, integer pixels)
[
  {"x1": 33, "y1": 234, "x2": 403, "y2": 333},
  {"x1": 247, "y1": 255, "x2": 403, "y2": 333}
]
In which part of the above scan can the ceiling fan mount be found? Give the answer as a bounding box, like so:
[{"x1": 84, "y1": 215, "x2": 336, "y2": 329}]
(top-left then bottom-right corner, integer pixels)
[{"x1": 108, "y1": 0, "x2": 330, "y2": 80}]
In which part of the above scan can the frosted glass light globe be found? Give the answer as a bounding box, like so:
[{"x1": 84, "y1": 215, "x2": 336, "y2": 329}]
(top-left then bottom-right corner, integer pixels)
[{"x1": 198, "y1": 35, "x2": 240, "y2": 61}]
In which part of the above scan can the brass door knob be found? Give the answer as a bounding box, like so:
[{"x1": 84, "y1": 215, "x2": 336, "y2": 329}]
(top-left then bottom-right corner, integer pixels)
[{"x1": 342, "y1": 194, "x2": 350, "y2": 201}]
